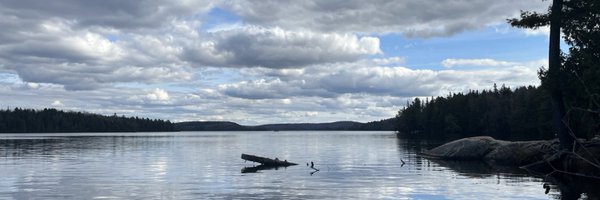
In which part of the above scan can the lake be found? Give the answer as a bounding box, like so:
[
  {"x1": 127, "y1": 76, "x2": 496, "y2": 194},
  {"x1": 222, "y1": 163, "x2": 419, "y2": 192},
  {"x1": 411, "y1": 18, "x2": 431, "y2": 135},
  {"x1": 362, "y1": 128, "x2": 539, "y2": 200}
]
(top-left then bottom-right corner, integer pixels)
[{"x1": 0, "y1": 131, "x2": 584, "y2": 199}]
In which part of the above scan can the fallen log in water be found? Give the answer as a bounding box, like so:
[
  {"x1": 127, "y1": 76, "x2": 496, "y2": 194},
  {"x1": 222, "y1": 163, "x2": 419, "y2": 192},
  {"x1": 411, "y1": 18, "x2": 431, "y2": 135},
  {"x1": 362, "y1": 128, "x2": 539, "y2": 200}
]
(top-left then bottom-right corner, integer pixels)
[{"x1": 241, "y1": 154, "x2": 298, "y2": 166}]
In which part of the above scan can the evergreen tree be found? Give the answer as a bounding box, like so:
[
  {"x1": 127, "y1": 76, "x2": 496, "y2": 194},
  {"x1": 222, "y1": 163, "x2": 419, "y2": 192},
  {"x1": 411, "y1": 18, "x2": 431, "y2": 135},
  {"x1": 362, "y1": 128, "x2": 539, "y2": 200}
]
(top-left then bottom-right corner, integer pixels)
[
  {"x1": 396, "y1": 85, "x2": 556, "y2": 141},
  {"x1": 509, "y1": 0, "x2": 600, "y2": 146}
]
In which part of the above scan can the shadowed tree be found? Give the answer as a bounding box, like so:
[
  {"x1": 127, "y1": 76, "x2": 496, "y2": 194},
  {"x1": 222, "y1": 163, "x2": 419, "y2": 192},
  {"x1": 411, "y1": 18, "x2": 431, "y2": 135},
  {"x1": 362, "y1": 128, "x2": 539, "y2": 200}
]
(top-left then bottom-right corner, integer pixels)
[
  {"x1": 510, "y1": 0, "x2": 573, "y2": 150},
  {"x1": 510, "y1": 0, "x2": 600, "y2": 149},
  {"x1": 547, "y1": 0, "x2": 573, "y2": 151}
]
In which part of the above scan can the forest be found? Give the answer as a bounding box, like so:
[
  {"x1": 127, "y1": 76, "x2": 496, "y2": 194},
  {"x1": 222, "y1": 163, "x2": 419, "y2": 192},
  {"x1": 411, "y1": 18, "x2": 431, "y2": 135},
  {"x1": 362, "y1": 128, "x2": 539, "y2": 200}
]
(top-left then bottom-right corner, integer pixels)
[
  {"x1": 0, "y1": 108, "x2": 175, "y2": 133},
  {"x1": 395, "y1": 85, "x2": 555, "y2": 140},
  {"x1": 397, "y1": 0, "x2": 600, "y2": 141},
  {"x1": 395, "y1": 83, "x2": 599, "y2": 141}
]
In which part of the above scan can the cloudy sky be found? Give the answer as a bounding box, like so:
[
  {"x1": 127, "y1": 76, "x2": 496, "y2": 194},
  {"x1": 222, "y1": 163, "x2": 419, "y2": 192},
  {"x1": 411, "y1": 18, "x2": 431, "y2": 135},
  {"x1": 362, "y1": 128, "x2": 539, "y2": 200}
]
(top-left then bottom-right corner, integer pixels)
[{"x1": 0, "y1": 0, "x2": 552, "y2": 124}]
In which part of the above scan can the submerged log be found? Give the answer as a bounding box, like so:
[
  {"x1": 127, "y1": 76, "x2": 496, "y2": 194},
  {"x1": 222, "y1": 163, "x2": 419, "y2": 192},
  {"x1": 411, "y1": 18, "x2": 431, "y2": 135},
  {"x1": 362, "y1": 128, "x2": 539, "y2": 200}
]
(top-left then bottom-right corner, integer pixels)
[{"x1": 241, "y1": 154, "x2": 298, "y2": 166}]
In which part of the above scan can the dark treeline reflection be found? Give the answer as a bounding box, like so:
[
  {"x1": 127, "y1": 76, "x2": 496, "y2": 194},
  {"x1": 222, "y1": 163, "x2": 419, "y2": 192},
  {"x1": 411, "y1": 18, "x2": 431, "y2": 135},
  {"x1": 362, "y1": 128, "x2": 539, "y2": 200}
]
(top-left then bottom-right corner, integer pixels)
[
  {"x1": 544, "y1": 175, "x2": 600, "y2": 200},
  {"x1": 0, "y1": 135, "x2": 179, "y2": 159},
  {"x1": 0, "y1": 108, "x2": 175, "y2": 133},
  {"x1": 396, "y1": 85, "x2": 555, "y2": 141},
  {"x1": 396, "y1": 137, "x2": 600, "y2": 200},
  {"x1": 428, "y1": 157, "x2": 600, "y2": 199}
]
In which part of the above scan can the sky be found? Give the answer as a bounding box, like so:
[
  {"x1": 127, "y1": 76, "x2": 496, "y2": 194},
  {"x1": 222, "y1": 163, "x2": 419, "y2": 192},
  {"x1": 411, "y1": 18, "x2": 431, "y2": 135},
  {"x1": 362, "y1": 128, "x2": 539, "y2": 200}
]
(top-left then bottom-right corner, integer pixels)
[{"x1": 0, "y1": 0, "x2": 553, "y2": 125}]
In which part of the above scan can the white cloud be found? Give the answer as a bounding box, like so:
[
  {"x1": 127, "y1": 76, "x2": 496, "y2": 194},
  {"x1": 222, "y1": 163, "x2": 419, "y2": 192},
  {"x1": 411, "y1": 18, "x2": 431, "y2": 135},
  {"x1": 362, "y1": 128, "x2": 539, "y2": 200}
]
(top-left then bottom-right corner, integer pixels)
[
  {"x1": 219, "y1": 58, "x2": 543, "y2": 99},
  {"x1": 0, "y1": 16, "x2": 194, "y2": 90},
  {"x1": 0, "y1": 1, "x2": 218, "y2": 90},
  {"x1": 523, "y1": 26, "x2": 550, "y2": 36},
  {"x1": 25, "y1": 82, "x2": 39, "y2": 89},
  {"x1": 183, "y1": 26, "x2": 381, "y2": 68},
  {"x1": 372, "y1": 57, "x2": 405, "y2": 66},
  {"x1": 51, "y1": 100, "x2": 64, "y2": 107},
  {"x1": 223, "y1": 0, "x2": 549, "y2": 37},
  {"x1": 281, "y1": 98, "x2": 292, "y2": 105},
  {"x1": 0, "y1": 7, "x2": 383, "y2": 90},
  {"x1": 442, "y1": 58, "x2": 517, "y2": 68},
  {"x1": 0, "y1": 1, "x2": 552, "y2": 124},
  {"x1": 305, "y1": 111, "x2": 319, "y2": 117},
  {"x1": 0, "y1": 56, "x2": 544, "y2": 124},
  {"x1": 0, "y1": 1, "x2": 548, "y2": 91},
  {"x1": 0, "y1": 0, "x2": 214, "y2": 30},
  {"x1": 146, "y1": 88, "x2": 170, "y2": 101}
]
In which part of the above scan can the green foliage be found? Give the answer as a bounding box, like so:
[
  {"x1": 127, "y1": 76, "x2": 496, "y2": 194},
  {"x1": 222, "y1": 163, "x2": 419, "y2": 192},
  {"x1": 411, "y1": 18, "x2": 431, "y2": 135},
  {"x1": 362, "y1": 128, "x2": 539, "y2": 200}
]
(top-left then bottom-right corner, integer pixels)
[
  {"x1": 0, "y1": 108, "x2": 175, "y2": 133},
  {"x1": 509, "y1": 0, "x2": 600, "y2": 140},
  {"x1": 560, "y1": 0, "x2": 600, "y2": 140},
  {"x1": 508, "y1": 11, "x2": 550, "y2": 28},
  {"x1": 396, "y1": 85, "x2": 555, "y2": 141}
]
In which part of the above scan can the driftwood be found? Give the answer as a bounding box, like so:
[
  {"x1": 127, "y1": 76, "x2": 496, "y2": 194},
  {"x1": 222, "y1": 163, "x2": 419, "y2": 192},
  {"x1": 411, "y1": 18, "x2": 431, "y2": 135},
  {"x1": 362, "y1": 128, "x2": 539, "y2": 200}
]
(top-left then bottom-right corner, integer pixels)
[
  {"x1": 241, "y1": 154, "x2": 298, "y2": 166},
  {"x1": 304, "y1": 161, "x2": 320, "y2": 175},
  {"x1": 240, "y1": 154, "x2": 298, "y2": 173}
]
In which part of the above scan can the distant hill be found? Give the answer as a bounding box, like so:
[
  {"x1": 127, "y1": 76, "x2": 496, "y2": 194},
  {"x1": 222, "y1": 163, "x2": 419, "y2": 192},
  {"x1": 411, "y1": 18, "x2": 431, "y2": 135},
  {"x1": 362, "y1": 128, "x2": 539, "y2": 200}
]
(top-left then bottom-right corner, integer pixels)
[
  {"x1": 174, "y1": 121, "x2": 251, "y2": 131},
  {"x1": 0, "y1": 107, "x2": 396, "y2": 133},
  {"x1": 255, "y1": 121, "x2": 363, "y2": 131},
  {"x1": 175, "y1": 118, "x2": 397, "y2": 131},
  {"x1": 353, "y1": 117, "x2": 398, "y2": 131}
]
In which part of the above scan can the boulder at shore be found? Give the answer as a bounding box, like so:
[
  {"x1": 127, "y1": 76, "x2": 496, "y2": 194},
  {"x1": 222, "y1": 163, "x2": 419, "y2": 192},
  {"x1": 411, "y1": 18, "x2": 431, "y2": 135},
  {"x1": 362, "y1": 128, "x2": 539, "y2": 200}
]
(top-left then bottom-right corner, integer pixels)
[
  {"x1": 422, "y1": 136, "x2": 558, "y2": 166},
  {"x1": 422, "y1": 136, "x2": 600, "y2": 182}
]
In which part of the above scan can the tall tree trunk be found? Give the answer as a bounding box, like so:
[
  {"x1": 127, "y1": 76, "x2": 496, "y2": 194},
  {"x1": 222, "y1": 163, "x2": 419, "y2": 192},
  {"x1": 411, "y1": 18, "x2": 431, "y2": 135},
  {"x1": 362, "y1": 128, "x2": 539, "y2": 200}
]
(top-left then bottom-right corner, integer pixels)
[{"x1": 549, "y1": 0, "x2": 573, "y2": 150}]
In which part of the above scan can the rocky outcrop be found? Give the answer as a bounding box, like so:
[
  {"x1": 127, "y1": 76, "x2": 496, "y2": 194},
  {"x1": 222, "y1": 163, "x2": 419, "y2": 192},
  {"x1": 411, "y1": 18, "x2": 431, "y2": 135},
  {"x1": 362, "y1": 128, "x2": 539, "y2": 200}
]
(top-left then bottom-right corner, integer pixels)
[
  {"x1": 421, "y1": 136, "x2": 501, "y2": 160},
  {"x1": 423, "y1": 136, "x2": 600, "y2": 189},
  {"x1": 484, "y1": 140, "x2": 558, "y2": 165},
  {"x1": 422, "y1": 136, "x2": 558, "y2": 166}
]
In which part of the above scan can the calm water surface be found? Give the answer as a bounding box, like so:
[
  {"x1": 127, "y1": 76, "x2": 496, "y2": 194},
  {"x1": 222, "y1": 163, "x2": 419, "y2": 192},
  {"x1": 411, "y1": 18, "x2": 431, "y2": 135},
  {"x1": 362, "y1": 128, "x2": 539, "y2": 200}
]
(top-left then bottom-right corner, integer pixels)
[{"x1": 0, "y1": 131, "x2": 573, "y2": 199}]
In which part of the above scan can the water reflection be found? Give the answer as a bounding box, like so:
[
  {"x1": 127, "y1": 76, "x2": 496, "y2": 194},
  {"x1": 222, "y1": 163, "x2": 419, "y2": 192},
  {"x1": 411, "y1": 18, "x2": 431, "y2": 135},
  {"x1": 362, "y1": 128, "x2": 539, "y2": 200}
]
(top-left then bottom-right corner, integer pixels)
[
  {"x1": 542, "y1": 174, "x2": 600, "y2": 200},
  {"x1": 241, "y1": 165, "x2": 289, "y2": 173},
  {"x1": 2, "y1": 132, "x2": 595, "y2": 199},
  {"x1": 398, "y1": 136, "x2": 600, "y2": 200}
]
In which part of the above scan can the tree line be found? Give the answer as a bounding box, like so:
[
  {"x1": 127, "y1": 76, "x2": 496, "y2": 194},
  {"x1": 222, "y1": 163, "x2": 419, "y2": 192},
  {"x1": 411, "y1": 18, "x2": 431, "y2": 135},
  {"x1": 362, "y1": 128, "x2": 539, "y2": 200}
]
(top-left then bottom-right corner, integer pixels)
[
  {"x1": 0, "y1": 108, "x2": 175, "y2": 133},
  {"x1": 395, "y1": 83, "x2": 598, "y2": 141},
  {"x1": 395, "y1": 85, "x2": 556, "y2": 140}
]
